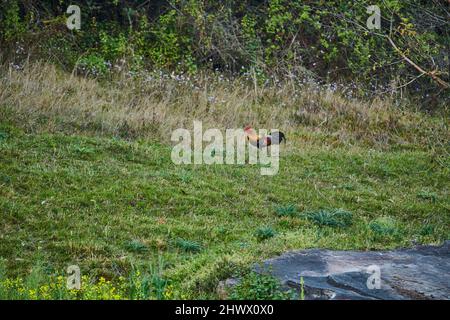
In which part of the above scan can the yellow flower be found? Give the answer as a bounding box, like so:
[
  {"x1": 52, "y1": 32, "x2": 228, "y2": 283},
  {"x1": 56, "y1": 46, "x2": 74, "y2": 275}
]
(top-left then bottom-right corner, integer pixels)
[
  {"x1": 39, "y1": 285, "x2": 51, "y2": 299},
  {"x1": 163, "y1": 285, "x2": 174, "y2": 299},
  {"x1": 28, "y1": 289, "x2": 38, "y2": 300}
]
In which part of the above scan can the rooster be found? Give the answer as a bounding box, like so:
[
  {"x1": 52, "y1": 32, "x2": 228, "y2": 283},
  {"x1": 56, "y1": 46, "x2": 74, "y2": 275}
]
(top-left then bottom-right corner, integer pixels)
[{"x1": 244, "y1": 126, "x2": 286, "y2": 148}]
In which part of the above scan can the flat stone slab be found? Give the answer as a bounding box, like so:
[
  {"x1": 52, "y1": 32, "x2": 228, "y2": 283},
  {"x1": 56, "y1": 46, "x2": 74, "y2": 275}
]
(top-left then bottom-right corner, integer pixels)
[{"x1": 254, "y1": 241, "x2": 450, "y2": 300}]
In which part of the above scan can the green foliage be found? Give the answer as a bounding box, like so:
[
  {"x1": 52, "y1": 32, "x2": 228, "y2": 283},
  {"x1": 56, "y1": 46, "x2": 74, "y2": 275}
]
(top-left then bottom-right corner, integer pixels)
[
  {"x1": 0, "y1": 0, "x2": 26, "y2": 41},
  {"x1": 369, "y1": 217, "x2": 402, "y2": 241},
  {"x1": 305, "y1": 209, "x2": 353, "y2": 228},
  {"x1": 147, "y1": 9, "x2": 191, "y2": 70},
  {"x1": 128, "y1": 258, "x2": 170, "y2": 299},
  {"x1": 125, "y1": 240, "x2": 148, "y2": 253},
  {"x1": 0, "y1": 131, "x2": 8, "y2": 142},
  {"x1": 299, "y1": 276, "x2": 305, "y2": 300},
  {"x1": 99, "y1": 32, "x2": 128, "y2": 62},
  {"x1": 254, "y1": 227, "x2": 277, "y2": 242},
  {"x1": 76, "y1": 54, "x2": 109, "y2": 77},
  {"x1": 274, "y1": 204, "x2": 298, "y2": 217},
  {"x1": 241, "y1": 14, "x2": 260, "y2": 64},
  {"x1": 417, "y1": 190, "x2": 438, "y2": 202},
  {"x1": 264, "y1": 0, "x2": 293, "y2": 63},
  {"x1": 230, "y1": 272, "x2": 294, "y2": 300},
  {"x1": 419, "y1": 224, "x2": 435, "y2": 237},
  {"x1": 174, "y1": 238, "x2": 202, "y2": 253}
]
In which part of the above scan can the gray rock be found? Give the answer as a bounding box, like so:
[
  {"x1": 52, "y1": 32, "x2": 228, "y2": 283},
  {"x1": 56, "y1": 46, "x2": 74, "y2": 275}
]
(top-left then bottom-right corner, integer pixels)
[
  {"x1": 253, "y1": 241, "x2": 450, "y2": 300},
  {"x1": 217, "y1": 278, "x2": 240, "y2": 299}
]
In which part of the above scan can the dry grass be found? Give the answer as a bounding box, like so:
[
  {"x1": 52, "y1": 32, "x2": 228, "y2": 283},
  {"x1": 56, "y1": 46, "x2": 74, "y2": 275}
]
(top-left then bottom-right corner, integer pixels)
[{"x1": 0, "y1": 62, "x2": 448, "y2": 152}]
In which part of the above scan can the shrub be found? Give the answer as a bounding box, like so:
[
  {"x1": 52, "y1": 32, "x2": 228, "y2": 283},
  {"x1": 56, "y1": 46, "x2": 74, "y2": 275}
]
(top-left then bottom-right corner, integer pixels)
[
  {"x1": 0, "y1": 0, "x2": 26, "y2": 42},
  {"x1": 76, "y1": 54, "x2": 109, "y2": 77}
]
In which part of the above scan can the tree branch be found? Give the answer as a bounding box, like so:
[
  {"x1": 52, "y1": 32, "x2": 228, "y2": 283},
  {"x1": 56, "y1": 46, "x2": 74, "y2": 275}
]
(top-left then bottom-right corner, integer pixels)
[{"x1": 387, "y1": 36, "x2": 450, "y2": 89}]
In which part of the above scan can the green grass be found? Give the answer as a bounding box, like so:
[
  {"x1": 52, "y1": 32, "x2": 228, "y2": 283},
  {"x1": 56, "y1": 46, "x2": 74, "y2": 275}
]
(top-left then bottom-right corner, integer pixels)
[{"x1": 0, "y1": 123, "x2": 448, "y2": 299}]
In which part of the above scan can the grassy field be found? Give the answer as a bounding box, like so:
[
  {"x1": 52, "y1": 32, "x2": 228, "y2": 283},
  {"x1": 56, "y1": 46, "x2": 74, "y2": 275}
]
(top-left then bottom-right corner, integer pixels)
[{"x1": 0, "y1": 63, "x2": 449, "y2": 299}]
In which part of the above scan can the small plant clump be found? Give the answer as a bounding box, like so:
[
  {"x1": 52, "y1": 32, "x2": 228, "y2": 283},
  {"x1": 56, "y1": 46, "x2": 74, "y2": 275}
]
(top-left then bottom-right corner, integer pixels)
[
  {"x1": 419, "y1": 224, "x2": 436, "y2": 237},
  {"x1": 230, "y1": 272, "x2": 295, "y2": 300},
  {"x1": 254, "y1": 227, "x2": 277, "y2": 242},
  {"x1": 174, "y1": 238, "x2": 203, "y2": 253},
  {"x1": 416, "y1": 190, "x2": 438, "y2": 202},
  {"x1": 0, "y1": 131, "x2": 8, "y2": 142},
  {"x1": 274, "y1": 204, "x2": 298, "y2": 217},
  {"x1": 125, "y1": 240, "x2": 148, "y2": 253},
  {"x1": 304, "y1": 209, "x2": 353, "y2": 228},
  {"x1": 369, "y1": 216, "x2": 403, "y2": 242}
]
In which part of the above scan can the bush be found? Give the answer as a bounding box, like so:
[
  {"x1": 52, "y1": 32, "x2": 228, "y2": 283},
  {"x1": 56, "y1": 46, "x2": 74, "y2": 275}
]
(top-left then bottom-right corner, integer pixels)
[
  {"x1": 0, "y1": 0, "x2": 26, "y2": 42},
  {"x1": 76, "y1": 54, "x2": 109, "y2": 77}
]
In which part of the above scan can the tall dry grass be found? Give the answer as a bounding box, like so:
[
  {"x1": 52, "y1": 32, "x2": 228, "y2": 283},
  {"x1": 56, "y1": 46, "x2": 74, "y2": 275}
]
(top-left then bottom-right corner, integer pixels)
[{"x1": 0, "y1": 62, "x2": 448, "y2": 152}]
